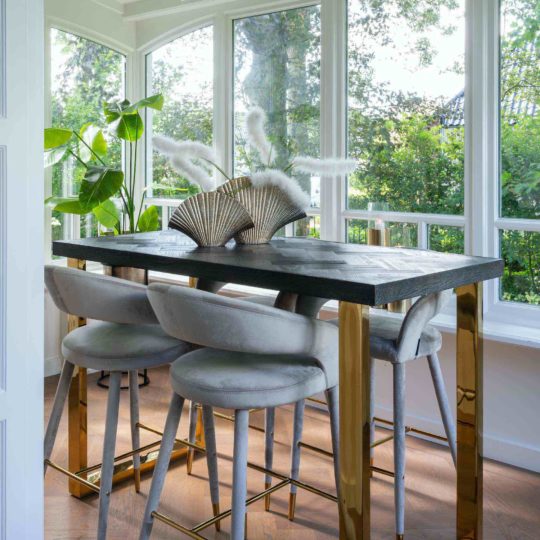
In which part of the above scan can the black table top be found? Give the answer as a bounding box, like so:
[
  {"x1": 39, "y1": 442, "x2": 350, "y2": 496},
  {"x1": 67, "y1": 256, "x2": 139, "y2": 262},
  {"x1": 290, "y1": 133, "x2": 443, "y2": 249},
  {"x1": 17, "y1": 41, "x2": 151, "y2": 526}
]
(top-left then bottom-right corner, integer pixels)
[{"x1": 53, "y1": 231, "x2": 503, "y2": 306}]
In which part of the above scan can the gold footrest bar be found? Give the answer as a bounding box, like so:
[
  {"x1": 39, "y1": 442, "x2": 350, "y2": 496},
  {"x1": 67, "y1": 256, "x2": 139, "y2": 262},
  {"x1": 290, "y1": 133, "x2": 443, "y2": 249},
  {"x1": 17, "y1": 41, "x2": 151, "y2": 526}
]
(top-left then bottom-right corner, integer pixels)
[
  {"x1": 298, "y1": 441, "x2": 334, "y2": 458},
  {"x1": 137, "y1": 422, "x2": 206, "y2": 454},
  {"x1": 76, "y1": 439, "x2": 163, "y2": 476},
  {"x1": 151, "y1": 461, "x2": 337, "y2": 538},
  {"x1": 371, "y1": 465, "x2": 395, "y2": 478},
  {"x1": 374, "y1": 416, "x2": 448, "y2": 443},
  {"x1": 45, "y1": 459, "x2": 100, "y2": 493},
  {"x1": 307, "y1": 396, "x2": 327, "y2": 406}
]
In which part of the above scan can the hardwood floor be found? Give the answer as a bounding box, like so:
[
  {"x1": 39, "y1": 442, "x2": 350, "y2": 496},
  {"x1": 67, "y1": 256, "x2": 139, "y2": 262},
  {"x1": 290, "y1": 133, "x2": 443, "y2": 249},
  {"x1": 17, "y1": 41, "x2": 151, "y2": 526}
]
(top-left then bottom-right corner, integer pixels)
[{"x1": 45, "y1": 366, "x2": 540, "y2": 540}]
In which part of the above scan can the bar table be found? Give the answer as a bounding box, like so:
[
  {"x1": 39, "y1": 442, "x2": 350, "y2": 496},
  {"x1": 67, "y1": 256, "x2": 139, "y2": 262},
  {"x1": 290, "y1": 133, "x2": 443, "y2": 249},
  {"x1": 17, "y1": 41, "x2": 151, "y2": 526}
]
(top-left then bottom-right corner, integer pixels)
[{"x1": 53, "y1": 231, "x2": 503, "y2": 540}]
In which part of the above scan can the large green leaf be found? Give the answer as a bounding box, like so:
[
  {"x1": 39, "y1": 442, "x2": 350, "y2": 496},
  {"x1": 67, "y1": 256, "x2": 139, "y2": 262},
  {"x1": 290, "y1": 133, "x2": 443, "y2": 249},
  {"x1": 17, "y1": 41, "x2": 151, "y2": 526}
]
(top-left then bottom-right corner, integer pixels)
[
  {"x1": 138, "y1": 205, "x2": 159, "y2": 232},
  {"x1": 103, "y1": 99, "x2": 131, "y2": 124},
  {"x1": 79, "y1": 123, "x2": 107, "y2": 162},
  {"x1": 110, "y1": 112, "x2": 144, "y2": 142},
  {"x1": 92, "y1": 199, "x2": 120, "y2": 229},
  {"x1": 45, "y1": 197, "x2": 91, "y2": 214},
  {"x1": 44, "y1": 128, "x2": 72, "y2": 150},
  {"x1": 124, "y1": 94, "x2": 164, "y2": 114},
  {"x1": 44, "y1": 146, "x2": 68, "y2": 168},
  {"x1": 79, "y1": 166, "x2": 124, "y2": 207}
]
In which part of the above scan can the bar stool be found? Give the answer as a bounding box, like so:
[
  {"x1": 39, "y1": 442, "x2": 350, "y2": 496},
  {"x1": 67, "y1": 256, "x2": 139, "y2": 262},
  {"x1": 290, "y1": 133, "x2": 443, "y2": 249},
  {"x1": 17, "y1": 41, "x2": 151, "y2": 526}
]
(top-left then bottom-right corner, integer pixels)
[
  {"x1": 44, "y1": 266, "x2": 190, "y2": 540},
  {"x1": 328, "y1": 290, "x2": 457, "y2": 540},
  {"x1": 139, "y1": 284, "x2": 340, "y2": 540}
]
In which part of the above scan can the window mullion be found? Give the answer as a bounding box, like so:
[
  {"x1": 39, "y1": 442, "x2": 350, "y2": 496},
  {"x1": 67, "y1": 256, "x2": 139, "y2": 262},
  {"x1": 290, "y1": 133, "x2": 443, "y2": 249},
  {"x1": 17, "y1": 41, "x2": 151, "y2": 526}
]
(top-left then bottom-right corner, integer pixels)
[
  {"x1": 320, "y1": 0, "x2": 346, "y2": 242},
  {"x1": 214, "y1": 13, "x2": 232, "y2": 181}
]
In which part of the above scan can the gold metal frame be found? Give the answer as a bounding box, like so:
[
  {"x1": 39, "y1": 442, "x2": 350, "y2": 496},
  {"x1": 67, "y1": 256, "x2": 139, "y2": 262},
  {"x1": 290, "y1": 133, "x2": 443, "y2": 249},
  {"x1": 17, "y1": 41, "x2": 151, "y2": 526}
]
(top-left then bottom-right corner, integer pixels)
[
  {"x1": 65, "y1": 260, "x2": 204, "y2": 498},
  {"x1": 456, "y1": 283, "x2": 483, "y2": 539}
]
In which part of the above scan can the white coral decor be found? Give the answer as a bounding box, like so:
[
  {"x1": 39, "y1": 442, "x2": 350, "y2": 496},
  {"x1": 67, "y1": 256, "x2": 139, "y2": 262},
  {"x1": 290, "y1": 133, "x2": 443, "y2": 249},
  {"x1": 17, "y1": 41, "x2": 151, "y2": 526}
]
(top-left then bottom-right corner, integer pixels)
[{"x1": 152, "y1": 135, "x2": 217, "y2": 192}]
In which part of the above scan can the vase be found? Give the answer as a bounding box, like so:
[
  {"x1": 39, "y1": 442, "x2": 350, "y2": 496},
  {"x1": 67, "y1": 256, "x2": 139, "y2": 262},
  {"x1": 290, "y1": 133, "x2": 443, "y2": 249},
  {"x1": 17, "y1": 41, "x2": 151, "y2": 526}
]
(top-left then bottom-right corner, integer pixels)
[
  {"x1": 217, "y1": 177, "x2": 306, "y2": 245},
  {"x1": 168, "y1": 191, "x2": 254, "y2": 247}
]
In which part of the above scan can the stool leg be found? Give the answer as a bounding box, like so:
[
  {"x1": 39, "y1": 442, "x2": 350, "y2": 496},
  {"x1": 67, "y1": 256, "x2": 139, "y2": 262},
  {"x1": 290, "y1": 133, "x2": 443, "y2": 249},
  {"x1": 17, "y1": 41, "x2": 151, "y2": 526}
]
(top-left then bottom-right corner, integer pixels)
[
  {"x1": 231, "y1": 409, "x2": 249, "y2": 540},
  {"x1": 202, "y1": 405, "x2": 221, "y2": 531},
  {"x1": 98, "y1": 371, "x2": 122, "y2": 540},
  {"x1": 186, "y1": 401, "x2": 198, "y2": 474},
  {"x1": 288, "y1": 399, "x2": 305, "y2": 521},
  {"x1": 427, "y1": 353, "x2": 457, "y2": 466},
  {"x1": 264, "y1": 407, "x2": 275, "y2": 511},
  {"x1": 44, "y1": 360, "x2": 75, "y2": 474},
  {"x1": 129, "y1": 370, "x2": 141, "y2": 493},
  {"x1": 393, "y1": 362, "x2": 406, "y2": 540},
  {"x1": 325, "y1": 386, "x2": 340, "y2": 496},
  {"x1": 139, "y1": 393, "x2": 185, "y2": 540}
]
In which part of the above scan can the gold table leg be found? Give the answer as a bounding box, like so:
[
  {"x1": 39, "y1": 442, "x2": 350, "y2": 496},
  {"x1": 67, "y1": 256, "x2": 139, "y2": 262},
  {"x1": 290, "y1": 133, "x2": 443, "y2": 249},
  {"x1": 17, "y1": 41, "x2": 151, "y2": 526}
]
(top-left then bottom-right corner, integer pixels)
[
  {"x1": 65, "y1": 261, "x2": 203, "y2": 498},
  {"x1": 456, "y1": 283, "x2": 483, "y2": 539},
  {"x1": 338, "y1": 302, "x2": 371, "y2": 539}
]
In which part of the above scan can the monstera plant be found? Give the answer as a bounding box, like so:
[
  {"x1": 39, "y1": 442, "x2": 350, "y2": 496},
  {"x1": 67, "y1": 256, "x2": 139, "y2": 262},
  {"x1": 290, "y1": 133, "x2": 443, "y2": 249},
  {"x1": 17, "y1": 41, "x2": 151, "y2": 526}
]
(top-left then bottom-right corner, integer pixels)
[{"x1": 45, "y1": 94, "x2": 164, "y2": 235}]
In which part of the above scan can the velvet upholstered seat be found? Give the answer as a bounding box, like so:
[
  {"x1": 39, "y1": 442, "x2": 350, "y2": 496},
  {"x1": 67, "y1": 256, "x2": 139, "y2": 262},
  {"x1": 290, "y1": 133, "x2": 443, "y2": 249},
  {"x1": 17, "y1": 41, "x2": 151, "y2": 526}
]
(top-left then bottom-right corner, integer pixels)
[
  {"x1": 62, "y1": 321, "x2": 188, "y2": 371},
  {"x1": 170, "y1": 349, "x2": 328, "y2": 410}
]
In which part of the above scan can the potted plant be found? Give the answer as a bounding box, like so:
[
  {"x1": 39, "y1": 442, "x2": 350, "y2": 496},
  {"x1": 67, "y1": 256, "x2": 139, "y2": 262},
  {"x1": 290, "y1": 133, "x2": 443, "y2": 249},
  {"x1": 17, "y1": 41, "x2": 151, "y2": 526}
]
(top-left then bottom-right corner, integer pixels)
[{"x1": 44, "y1": 94, "x2": 164, "y2": 236}]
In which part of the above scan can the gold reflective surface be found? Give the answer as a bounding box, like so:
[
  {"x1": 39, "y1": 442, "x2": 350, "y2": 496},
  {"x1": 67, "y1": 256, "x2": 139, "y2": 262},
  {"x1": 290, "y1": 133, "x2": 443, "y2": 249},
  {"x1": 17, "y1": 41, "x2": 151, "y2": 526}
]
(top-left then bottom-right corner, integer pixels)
[
  {"x1": 456, "y1": 283, "x2": 483, "y2": 539},
  {"x1": 338, "y1": 301, "x2": 371, "y2": 539}
]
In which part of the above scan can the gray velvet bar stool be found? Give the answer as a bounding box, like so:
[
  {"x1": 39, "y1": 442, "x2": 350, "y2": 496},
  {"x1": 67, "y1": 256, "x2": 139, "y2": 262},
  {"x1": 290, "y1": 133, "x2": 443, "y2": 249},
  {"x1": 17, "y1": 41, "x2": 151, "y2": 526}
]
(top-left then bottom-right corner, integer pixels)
[
  {"x1": 44, "y1": 266, "x2": 190, "y2": 540},
  {"x1": 139, "y1": 284, "x2": 340, "y2": 540},
  {"x1": 328, "y1": 290, "x2": 457, "y2": 540}
]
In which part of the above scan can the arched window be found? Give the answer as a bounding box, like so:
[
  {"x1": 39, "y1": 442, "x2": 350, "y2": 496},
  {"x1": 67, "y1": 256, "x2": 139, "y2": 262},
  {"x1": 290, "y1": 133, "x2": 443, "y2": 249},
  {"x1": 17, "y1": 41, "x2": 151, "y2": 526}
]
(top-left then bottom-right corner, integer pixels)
[
  {"x1": 49, "y1": 28, "x2": 125, "y2": 242},
  {"x1": 146, "y1": 25, "x2": 214, "y2": 213}
]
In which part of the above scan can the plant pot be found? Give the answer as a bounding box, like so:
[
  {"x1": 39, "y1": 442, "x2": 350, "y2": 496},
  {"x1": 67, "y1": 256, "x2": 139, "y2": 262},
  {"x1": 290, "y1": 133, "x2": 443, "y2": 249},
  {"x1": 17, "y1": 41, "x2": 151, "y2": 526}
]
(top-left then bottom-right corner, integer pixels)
[
  {"x1": 168, "y1": 191, "x2": 254, "y2": 247},
  {"x1": 216, "y1": 177, "x2": 306, "y2": 245}
]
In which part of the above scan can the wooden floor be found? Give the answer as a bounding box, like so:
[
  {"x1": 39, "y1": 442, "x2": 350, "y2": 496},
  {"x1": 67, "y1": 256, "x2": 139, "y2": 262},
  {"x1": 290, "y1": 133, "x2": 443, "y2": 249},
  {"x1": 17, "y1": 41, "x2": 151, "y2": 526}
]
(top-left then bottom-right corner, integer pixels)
[{"x1": 45, "y1": 366, "x2": 540, "y2": 540}]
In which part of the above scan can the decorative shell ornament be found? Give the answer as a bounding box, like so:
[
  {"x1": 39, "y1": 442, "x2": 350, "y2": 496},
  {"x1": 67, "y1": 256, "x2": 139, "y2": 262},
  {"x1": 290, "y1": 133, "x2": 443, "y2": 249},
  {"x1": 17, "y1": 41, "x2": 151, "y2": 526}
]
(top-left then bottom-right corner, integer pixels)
[
  {"x1": 168, "y1": 191, "x2": 254, "y2": 247},
  {"x1": 217, "y1": 175, "x2": 307, "y2": 245}
]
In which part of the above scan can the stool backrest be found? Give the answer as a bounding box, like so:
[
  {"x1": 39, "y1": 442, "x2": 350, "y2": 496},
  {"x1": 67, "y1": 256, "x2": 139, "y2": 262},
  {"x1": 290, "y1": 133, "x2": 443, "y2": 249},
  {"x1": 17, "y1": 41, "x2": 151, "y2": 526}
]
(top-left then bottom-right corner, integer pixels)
[
  {"x1": 148, "y1": 283, "x2": 339, "y2": 386},
  {"x1": 397, "y1": 289, "x2": 453, "y2": 362},
  {"x1": 45, "y1": 265, "x2": 158, "y2": 325}
]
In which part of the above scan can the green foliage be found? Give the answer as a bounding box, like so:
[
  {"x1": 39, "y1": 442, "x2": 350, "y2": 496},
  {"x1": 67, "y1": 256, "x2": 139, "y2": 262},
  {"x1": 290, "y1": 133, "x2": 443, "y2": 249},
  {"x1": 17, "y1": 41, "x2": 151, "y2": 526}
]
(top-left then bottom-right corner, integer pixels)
[
  {"x1": 46, "y1": 85, "x2": 163, "y2": 234},
  {"x1": 138, "y1": 205, "x2": 160, "y2": 232}
]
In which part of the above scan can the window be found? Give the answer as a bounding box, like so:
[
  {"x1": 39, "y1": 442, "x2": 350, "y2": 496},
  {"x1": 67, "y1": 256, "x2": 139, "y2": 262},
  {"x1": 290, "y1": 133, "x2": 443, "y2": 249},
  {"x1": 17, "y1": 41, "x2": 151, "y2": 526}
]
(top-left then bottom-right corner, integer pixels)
[
  {"x1": 499, "y1": 0, "x2": 540, "y2": 305},
  {"x1": 138, "y1": 0, "x2": 539, "y2": 322},
  {"x1": 49, "y1": 29, "x2": 125, "y2": 242},
  {"x1": 347, "y1": 0, "x2": 465, "y2": 251},
  {"x1": 146, "y1": 26, "x2": 214, "y2": 204},
  {"x1": 233, "y1": 5, "x2": 321, "y2": 209}
]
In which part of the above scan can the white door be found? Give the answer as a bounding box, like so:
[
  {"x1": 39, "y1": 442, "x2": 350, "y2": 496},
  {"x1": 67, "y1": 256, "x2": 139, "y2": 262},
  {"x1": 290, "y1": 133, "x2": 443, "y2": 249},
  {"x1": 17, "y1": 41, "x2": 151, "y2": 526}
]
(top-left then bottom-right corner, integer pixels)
[{"x1": 0, "y1": 0, "x2": 44, "y2": 538}]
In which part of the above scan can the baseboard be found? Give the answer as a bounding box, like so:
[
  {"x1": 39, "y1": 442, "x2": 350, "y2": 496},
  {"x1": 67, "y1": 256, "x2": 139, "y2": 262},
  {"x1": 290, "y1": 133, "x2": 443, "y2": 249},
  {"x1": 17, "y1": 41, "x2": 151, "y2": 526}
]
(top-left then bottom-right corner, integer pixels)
[{"x1": 374, "y1": 404, "x2": 540, "y2": 473}]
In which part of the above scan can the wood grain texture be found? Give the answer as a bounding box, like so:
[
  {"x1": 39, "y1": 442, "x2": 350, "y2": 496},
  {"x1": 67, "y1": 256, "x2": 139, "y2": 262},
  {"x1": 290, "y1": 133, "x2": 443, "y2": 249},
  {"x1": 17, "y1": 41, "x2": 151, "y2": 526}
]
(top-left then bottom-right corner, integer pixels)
[
  {"x1": 53, "y1": 232, "x2": 503, "y2": 306},
  {"x1": 44, "y1": 366, "x2": 540, "y2": 540}
]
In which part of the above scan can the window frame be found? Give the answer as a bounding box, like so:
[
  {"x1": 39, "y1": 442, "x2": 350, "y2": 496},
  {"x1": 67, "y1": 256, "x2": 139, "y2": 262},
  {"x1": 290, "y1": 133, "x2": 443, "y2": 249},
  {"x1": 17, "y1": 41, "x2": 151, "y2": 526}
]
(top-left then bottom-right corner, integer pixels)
[{"x1": 44, "y1": 16, "x2": 133, "y2": 261}]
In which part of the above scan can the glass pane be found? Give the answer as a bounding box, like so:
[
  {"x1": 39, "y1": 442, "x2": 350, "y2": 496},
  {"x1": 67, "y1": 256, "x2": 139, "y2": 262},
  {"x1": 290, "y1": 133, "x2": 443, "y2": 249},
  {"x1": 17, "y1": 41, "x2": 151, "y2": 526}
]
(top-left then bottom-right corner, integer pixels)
[
  {"x1": 347, "y1": 0, "x2": 465, "y2": 215},
  {"x1": 50, "y1": 29, "x2": 125, "y2": 242},
  {"x1": 234, "y1": 6, "x2": 321, "y2": 209},
  {"x1": 428, "y1": 225, "x2": 464, "y2": 253},
  {"x1": 388, "y1": 222, "x2": 417, "y2": 248},
  {"x1": 500, "y1": 0, "x2": 540, "y2": 219},
  {"x1": 294, "y1": 215, "x2": 320, "y2": 238},
  {"x1": 347, "y1": 219, "x2": 368, "y2": 244},
  {"x1": 500, "y1": 230, "x2": 540, "y2": 305},
  {"x1": 148, "y1": 26, "x2": 214, "y2": 200}
]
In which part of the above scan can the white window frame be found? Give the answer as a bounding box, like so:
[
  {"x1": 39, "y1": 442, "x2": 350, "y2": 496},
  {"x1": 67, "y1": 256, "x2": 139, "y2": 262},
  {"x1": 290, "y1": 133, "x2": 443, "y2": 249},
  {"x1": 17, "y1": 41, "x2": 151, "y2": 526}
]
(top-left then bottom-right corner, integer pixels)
[{"x1": 44, "y1": 16, "x2": 134, "y2": 262}]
